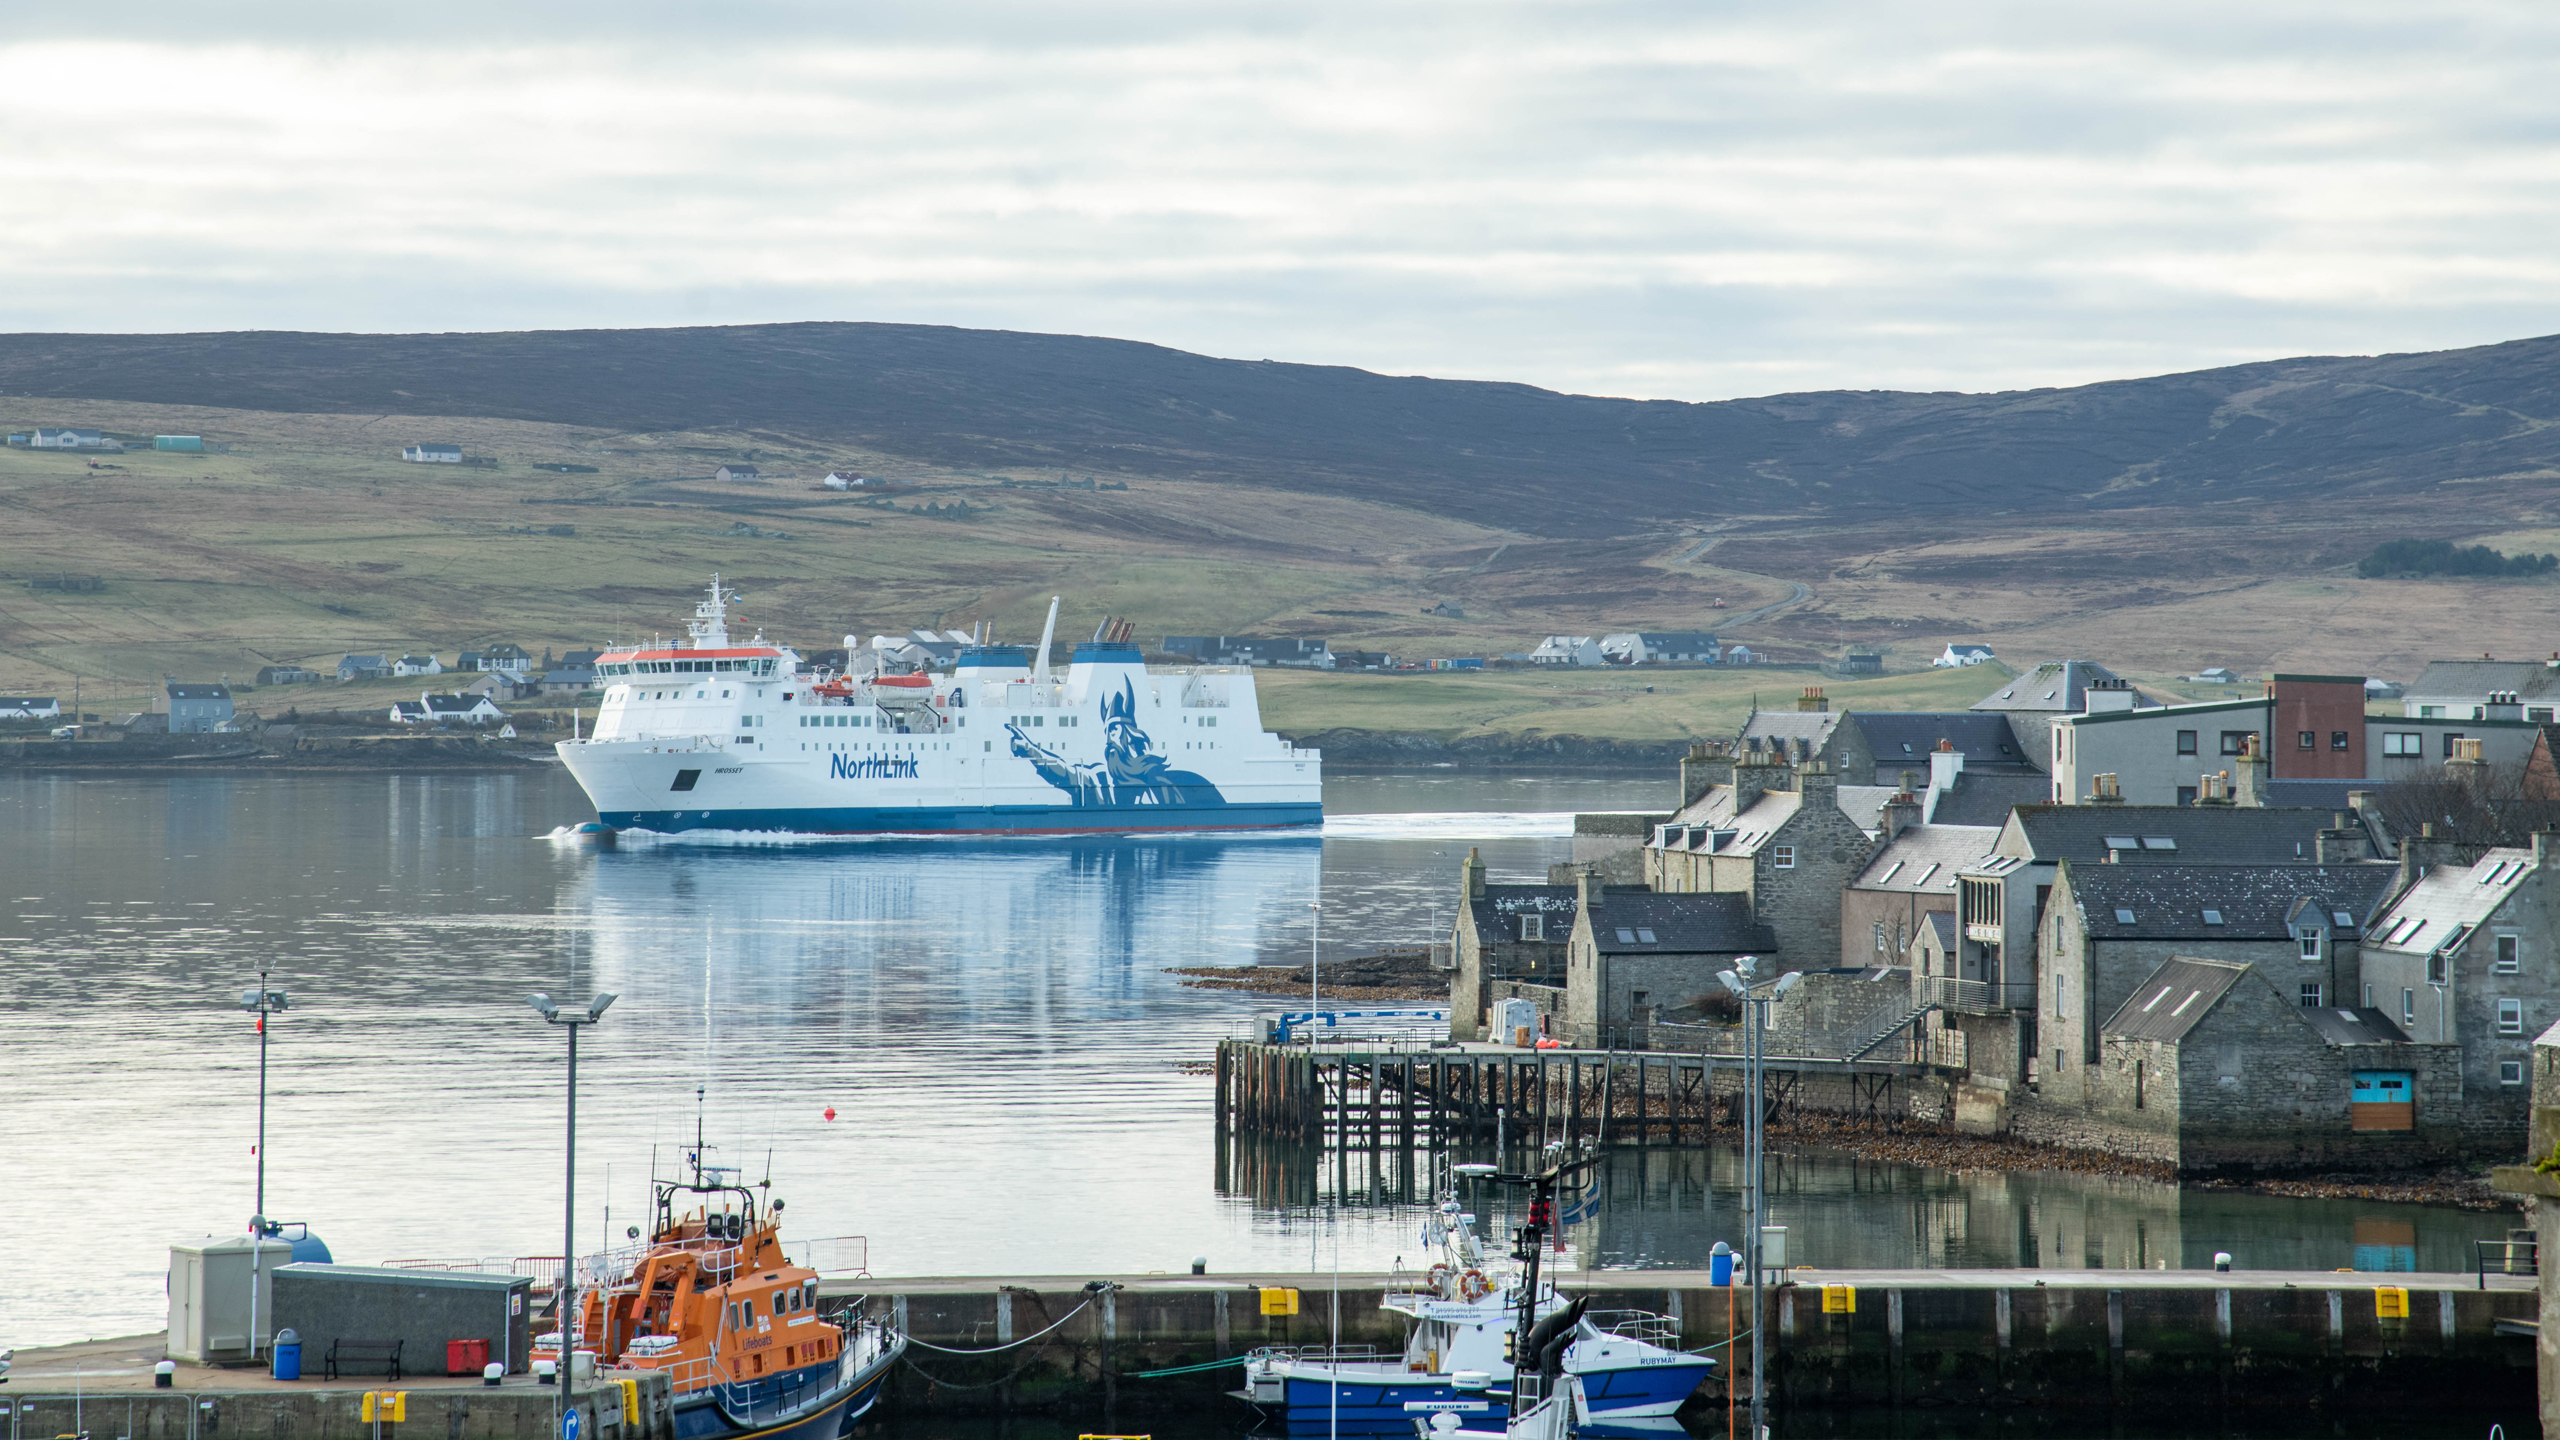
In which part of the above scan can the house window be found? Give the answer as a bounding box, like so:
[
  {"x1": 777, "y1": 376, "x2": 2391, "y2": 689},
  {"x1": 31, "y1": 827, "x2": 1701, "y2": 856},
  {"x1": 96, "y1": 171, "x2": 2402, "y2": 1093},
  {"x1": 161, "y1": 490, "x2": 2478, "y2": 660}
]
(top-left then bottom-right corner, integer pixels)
[
  {"x1": 2420, "y1": 705, "x2": 2444, "y2": 718},
  {"x1": 2503, "y1": 1061, "x2": 2527, "y2": 1086},
  {"x1": 2219, "y1": 730, "x2": 2256, "y2": 756},
  {"x1": 2331, "y1": 731, "x2": 2351, "y2": 751},
  {"x1": 2299, "y1": 983, "x2": 2324, "y2": 1007},
  {"x1": 2364, "y1": 983, "x2": 2374, "y2": 1008},
  {"x1": 2401, "y1": 988, "x2": 2416, "y2": 1025},
  {"x1": 1874, "y1": 922, "x2": 1888, "y2": 953},
  {"x1": 1771, "y1": 845, "x2": 1796, "y2": 869},
  {"x1": 2444, "y1": 732, "x2": 2468, "y2": 758},
  {"x1": 1631, "y1": 990, "x2": 1649, "y2": 1010},
  {"x1": 2499, "y1": 998, "x2": 2525, "y2": 1035},
  {"x1": 2176, "y1": 730, "x2": 2198, "y2": 756},
  {"x1": 1520, "y1": 914, "x2": 1543, "y2": 942},
  {"x1": 2298, "y1": 928, "x2": 2323, "y2": 960},
  {"x1": 2383, "y1": 732, "x2": 2422, "y2": 757},
  {"x1": 2428, "y1": 951, "x2": 2448, "y2": 985},
  {"x1": 2298, "y1": 730, "x2": 2316, "y2": 750},
  {"x1": 2495, "y1": 933, "x2": 2520, "y2": 973}
]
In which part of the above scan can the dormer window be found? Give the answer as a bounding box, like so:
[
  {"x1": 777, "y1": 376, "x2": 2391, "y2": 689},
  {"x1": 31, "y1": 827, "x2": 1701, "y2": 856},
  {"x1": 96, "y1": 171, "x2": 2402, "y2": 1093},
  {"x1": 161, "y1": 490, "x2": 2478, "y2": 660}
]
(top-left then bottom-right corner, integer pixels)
[{"x1": 1520, "y1": 914, "x2": 1544, "y2": 942}]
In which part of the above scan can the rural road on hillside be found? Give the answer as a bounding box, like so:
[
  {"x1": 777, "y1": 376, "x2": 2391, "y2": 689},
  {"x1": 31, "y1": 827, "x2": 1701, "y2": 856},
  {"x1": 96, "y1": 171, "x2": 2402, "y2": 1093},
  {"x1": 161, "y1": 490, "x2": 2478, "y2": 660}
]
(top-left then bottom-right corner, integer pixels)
[{"x1": 1724, "y1": 581, "x2": 1813, "y2": 629}]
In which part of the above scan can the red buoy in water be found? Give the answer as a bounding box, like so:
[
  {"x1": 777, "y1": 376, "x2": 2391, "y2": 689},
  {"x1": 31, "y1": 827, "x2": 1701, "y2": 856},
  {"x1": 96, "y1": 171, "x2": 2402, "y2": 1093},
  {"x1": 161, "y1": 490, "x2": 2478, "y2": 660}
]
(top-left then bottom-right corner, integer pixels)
[{"x1": 823, "y1": 1106, "x2": 836, "y2": 1122}]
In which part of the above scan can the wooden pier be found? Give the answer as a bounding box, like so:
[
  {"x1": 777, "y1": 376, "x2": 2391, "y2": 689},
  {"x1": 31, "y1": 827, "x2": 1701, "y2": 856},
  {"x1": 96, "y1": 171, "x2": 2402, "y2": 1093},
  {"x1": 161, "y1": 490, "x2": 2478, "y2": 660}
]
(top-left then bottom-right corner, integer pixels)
[{"x1": 1213, "y1": 1038, "x2": 1953, "y2": 1148}]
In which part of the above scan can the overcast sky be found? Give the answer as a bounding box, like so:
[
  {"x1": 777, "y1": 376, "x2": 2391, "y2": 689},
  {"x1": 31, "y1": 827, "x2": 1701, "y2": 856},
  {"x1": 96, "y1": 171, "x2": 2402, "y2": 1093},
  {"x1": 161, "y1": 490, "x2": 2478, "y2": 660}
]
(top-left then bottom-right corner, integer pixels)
[{"x1": 6, "y1": 0, "x2": 2557, "y2": 400}]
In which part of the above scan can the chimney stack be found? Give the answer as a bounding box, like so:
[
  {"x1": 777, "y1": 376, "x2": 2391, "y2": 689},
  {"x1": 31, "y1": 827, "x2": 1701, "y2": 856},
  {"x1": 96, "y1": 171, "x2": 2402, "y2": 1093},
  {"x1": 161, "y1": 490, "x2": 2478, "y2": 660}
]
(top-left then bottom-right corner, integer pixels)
[
  {"x1": 1462, "y1": 844, "x2": 1486, "y2": 900},
  {"x1": 1732, "y1": 738, "x2": 1785, "y2": 814},
  {"x1": 2087, "y1": 772, "x2": 2125, "y2": 805},
  {"x1": 1881, "y1": 789, "x2": 1923, "y2": 839},
  {"x1": 1926, "y1": 738, "x2": 1966, "y2": 819},
  {"x1": 2232, "y1": 732, "x2": 2270, "y2": 807},
  {"x1": 2196, "y1": 771, "x2": 2236, "y2": 806},
  {"x1": 2446, "y1": 736, "x2": 2488, "y2": 790},
  {"x1": 1679, "y1": 740, "x2": 1734, "y2": 810},
  {"x1": 1797, "y1": 686, "x2": 1829, "y2": 713},
  {"x1": 1576, "y1": 866, "x2": 1604, "y2": 914}
]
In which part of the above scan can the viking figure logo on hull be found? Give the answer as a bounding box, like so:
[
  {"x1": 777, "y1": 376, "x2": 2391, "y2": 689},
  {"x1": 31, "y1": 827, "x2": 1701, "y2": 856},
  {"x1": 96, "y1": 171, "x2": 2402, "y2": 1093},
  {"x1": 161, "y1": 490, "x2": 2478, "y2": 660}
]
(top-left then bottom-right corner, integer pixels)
[{"x1": 1009, "y1": 679, "x2": 1227, "y2": 808}]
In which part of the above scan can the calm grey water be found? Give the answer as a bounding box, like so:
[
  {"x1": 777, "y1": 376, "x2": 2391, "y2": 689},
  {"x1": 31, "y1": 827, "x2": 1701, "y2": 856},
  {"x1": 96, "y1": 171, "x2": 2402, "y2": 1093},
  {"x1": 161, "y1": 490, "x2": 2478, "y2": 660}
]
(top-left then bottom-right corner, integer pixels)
[{"x1": 0, "y1": 769, "x2": 2517, "y2": 1351}]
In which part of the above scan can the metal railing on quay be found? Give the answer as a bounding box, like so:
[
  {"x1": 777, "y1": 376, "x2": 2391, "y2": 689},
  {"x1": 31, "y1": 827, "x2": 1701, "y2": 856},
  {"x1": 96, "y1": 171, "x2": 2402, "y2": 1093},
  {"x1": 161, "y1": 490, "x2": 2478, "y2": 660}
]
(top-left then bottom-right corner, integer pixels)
[{"x1": 2477, "y1": 1237, "x2": 2538, "y2": 1289}]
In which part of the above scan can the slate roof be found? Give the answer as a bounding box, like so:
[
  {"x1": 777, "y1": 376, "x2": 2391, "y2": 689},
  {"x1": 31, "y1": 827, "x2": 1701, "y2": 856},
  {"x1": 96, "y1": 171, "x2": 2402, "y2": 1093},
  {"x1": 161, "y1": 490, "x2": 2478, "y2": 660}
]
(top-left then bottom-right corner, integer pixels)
[
  {"x1": 2403, "y1": 660, "x2": 2560, "y2": 703},
  {"x1": 1467, "y1": 884, "x2": 1577, "y2": 945},
  {"x1": 2301, "y1": 1007, "x2": 2414, "y2": 1045},
  {"x1": 1849, "y1": 825, "x2": 1999, "y2": 895},
  {"x1": 1972, "y1": 659, "x2": 2154, "y2": 713},
  {"x1": 1582, "y1": 890, "x2": 1773, "y2": 955},
  {"x1": 2103, "y1": 957, "x2": 2251, "y2": 1041},
  {"x1": 1921, "y1": 912, "x2": 1957, "y2": 950},
  {"x1": 2059, "y1": 863, "x2": 2394, "y2": 941},
  {"x1": 1928, "y1": 771, "x2": 2052, "y2": 827},
  {"x1": 165, "y1": 683, "x2": 231, "y2": 701},
  {"x1": 1740, "y1": 711, "x2": 1841, "y2": 753},
  {"x1": 1837, "y1": 784, "x2": 1901, "y2": 832},
  {"x1": 2261, "y1": 779, "x2": 2372, "y2": 812},
  {"x1": 1657, "y1": 788, "x2": 1803, "y2": 856},
  {"x1": 2365, "y1": 847, "x2": 2537, "y2": 957},
  {"x1": 2001, "y1": 805, "x2": 2340, "y2": 864},
  {"x1": 1850, "y1": 712, "x2": 2036, "y2": 772}
]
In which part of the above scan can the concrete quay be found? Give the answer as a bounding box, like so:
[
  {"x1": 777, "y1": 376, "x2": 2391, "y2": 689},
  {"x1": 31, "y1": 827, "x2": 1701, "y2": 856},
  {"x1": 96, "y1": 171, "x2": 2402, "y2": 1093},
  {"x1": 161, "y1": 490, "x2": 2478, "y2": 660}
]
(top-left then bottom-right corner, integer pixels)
[
  {"x1": 832, "y1": 1268, "x2": 2538, "y2": 1421},
  {"x1": 2, "y1": 1334, "x2": 673, "y2": 1440}
]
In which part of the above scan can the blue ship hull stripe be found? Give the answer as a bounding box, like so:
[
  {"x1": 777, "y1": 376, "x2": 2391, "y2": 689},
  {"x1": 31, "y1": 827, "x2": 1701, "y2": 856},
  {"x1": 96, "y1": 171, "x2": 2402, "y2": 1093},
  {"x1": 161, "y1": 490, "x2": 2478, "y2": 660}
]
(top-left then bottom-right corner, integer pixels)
[{"x1": 600, "y1": 802, "x2": 1324, "y2": 834}]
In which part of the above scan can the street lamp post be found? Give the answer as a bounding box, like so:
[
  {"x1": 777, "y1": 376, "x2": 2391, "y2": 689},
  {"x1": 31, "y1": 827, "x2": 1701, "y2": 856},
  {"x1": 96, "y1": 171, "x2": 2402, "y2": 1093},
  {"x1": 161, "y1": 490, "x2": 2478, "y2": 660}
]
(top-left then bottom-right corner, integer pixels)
[
  {"x1": 529, "y1": 991, "x2": 616, "y2": 1436},
  {"x1": 1308, "y1": 899, "x2": 1321, "y2": 1020},
  {"x1": 1715, "y1": 955, "x2": 1801, "y2": 1440},
  {"x1": 238, "y1": 972, "x2": 290, "y2": 1363}
]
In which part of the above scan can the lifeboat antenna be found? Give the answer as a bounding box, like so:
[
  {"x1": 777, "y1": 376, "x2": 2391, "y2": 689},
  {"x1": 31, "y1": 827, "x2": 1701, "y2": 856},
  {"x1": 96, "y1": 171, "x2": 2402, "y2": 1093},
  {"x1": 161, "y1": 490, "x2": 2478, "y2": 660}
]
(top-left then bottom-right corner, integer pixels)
[{"x1": 1032, "y1": 596, "x2": 1060, "y2": 684}]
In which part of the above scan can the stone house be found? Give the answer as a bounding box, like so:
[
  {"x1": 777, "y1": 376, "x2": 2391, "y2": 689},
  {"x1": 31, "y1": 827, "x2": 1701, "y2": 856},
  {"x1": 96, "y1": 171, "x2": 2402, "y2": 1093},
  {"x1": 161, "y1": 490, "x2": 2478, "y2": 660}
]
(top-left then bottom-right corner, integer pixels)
[
  {"x1": 1562, "y1": 872, "x2": 1772, "y2": 1047},
  {"x1": 1643, "y1": 745, "x2": 1874, "y2": 966},
  {"x1": 1739, "y1": 689, "x2": 2039, "y2": 787},
  {"x1": 2073, "y1": 955, "x2": 2458, "y2": 1171},
  {"x1": 2036, "y1": 859, "x2": 2397, "y2": 1085},
  {"x1": 337, "y1": 654, "x2": 389, "y2": 681},
  {"x1": 1840, "y1": 821, "x2": 1997, "y2": 968},
  {"x1": 165, "y1": 682, "x2": 234, "y2": 734},
  {"x1": 2358, "y1": 832, "x2": 2560, "y2": 1143},
  {"x1": 1447, "y1": 847, "x2": 1577, "y2": 1041},
  {"x1": 1936, "y1": 804, "x2": 2363, "y2": 1119}
]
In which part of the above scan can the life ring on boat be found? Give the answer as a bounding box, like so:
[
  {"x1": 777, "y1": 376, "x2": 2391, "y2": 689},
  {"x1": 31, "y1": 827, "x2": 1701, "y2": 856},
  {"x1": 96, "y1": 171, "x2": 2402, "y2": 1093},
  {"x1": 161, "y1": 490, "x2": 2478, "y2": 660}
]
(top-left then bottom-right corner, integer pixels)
[
  {"x1": 1458, "y1": 1268, "x2": 1491, "y2": 1302},
  {"x1": 1426, "y1": 1263, "x2": 1454, "y2": 1295}
]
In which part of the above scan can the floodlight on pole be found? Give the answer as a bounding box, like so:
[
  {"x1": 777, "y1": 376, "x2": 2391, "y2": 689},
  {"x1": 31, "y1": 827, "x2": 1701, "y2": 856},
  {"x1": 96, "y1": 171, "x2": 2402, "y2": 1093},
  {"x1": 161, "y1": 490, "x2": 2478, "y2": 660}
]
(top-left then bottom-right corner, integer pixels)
[
  {"x1": 238, "y1": 971, "x2": 290, "y2": 1362},
  {"x1": 1715, "y1": 971, "x2": 1744, "y2": 997},
  {"x1": 529, "y1": 992, "x2": 613, "y2": 1432}
]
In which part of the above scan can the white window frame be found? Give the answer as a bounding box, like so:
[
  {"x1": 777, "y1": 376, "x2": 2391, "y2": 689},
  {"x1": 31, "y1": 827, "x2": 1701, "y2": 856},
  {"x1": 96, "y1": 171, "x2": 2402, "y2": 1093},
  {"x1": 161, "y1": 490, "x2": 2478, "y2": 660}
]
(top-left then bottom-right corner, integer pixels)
[
  {"x1": 1520, "y1": 913, "x2": 1543, "y2": 942},
  {"x1": 1771, "y1": 844, "x2": 1796, "y2": 869},
  {"x1": 2298, "y1": 928, "x2": 2323, "y2": 960},
  {"x1": 2494, "y1": 931, "x2": 2521, "y2": 974},
  {"x1": 2299, "y1": 982, "x2": 2324, "y2": 1008},
  {"x1": 2503, "y1": 1061, "x2": 2527, "y2": 1086},
  {"x1": 2383, "y1": 732, "x2": 2422, "y2": 757},
  {"x1": 2499, "y1": 997, "x2": 2525, "y2": 1035},
  {"x1": 2401, "y1": 988, "x2": 2416, "y2": 1025}
]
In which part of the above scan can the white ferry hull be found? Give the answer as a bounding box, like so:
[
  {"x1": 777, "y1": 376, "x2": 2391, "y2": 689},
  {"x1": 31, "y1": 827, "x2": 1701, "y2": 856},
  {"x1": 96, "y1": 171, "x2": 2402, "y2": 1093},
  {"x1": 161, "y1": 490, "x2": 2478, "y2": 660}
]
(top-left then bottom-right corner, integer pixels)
[{"x1": 560, "y1": 591, "x2": 1321, "y2": 836}]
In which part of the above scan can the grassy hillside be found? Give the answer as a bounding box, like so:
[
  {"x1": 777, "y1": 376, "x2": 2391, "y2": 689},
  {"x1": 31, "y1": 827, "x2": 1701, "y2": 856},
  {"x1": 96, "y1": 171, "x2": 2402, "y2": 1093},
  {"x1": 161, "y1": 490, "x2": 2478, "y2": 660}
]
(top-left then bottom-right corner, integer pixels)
[
  {"x1": 5, "y1": 324, "x2": 2560, "y2": 534},
  {"x1": 1255, "y1": 663, "x2": 2014, "y2": 743}
]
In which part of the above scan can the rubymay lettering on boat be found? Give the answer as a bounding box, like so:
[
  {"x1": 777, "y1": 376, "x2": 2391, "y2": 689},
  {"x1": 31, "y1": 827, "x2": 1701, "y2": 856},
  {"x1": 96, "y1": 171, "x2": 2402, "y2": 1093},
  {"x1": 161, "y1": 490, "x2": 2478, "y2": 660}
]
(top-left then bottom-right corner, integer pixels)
[{"x1": 558, "y1": 580, "x2": 1323, "y2": 835}]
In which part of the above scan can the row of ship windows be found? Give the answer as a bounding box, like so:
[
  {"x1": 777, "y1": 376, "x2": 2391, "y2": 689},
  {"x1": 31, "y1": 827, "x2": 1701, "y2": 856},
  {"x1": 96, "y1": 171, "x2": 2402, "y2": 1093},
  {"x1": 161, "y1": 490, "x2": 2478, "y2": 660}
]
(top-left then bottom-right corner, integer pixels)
[
  {"x1": 603, "y1": 659, "x2": 779, "y2": 678},
  {"x1": 801, "y1": 742, "x2": 951, "y2": 751}
]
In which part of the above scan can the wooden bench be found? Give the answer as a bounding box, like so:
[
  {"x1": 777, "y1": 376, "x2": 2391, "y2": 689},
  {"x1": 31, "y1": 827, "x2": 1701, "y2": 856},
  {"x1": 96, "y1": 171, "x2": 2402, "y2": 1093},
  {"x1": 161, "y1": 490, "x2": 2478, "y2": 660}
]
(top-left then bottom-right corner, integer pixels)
[{"x1": 325, "y1": 1339, "x2": 403, "y2": 1381}]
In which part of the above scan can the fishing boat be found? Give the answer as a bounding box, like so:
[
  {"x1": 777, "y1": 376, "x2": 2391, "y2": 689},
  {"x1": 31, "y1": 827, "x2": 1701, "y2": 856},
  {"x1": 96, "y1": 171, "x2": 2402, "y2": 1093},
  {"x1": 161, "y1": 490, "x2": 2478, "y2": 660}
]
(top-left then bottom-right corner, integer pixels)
[
  {"x1": 551, "y1": 1148, "x2": 903, "y2": 1440},
  {"x1": 557, "y1": 579, "x2": 1322, "y2": 835},
  {"x1": 1242, "y1": 1158, "x2": 1711, "y2": 1433}
]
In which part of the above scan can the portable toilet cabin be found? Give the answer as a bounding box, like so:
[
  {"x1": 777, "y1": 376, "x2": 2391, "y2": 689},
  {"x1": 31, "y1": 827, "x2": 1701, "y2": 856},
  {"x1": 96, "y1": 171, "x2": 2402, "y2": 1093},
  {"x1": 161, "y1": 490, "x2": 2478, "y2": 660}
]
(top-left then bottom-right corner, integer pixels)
[
  {"x1": 1494, "y1": 996, "x2": 1541, "y2": 1047},
  {"x1": 168, "y1": 1235, "x2": 297, "y2": 1363}
]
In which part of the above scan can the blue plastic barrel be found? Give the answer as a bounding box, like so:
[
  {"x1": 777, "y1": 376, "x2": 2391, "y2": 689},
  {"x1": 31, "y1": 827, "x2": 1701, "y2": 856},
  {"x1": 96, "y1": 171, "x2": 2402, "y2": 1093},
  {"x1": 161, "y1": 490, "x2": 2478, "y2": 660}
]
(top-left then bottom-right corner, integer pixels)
[
  {"x1": 1709, "y1": 1242, "x2": 1734, "y2": 1287},
  {"x1": 272, "y1": 1329, "x2": 302, "y2": 1381}
]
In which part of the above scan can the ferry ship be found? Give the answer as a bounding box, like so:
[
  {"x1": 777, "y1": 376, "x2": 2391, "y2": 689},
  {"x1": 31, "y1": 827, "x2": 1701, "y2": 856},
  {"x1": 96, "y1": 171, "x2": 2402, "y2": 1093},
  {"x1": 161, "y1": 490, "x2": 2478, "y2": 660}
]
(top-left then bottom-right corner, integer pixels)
[{"x1": 558, "y1": 580, "x2": 1323, "y2": 834}]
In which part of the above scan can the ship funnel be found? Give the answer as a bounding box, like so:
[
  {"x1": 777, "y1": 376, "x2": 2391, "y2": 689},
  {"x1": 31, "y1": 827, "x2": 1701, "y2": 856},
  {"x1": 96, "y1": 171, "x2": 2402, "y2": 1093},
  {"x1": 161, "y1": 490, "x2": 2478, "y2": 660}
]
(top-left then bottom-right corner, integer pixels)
[{"x1": 1032, "y1": 596, "x2": 1060, "y2": 683}]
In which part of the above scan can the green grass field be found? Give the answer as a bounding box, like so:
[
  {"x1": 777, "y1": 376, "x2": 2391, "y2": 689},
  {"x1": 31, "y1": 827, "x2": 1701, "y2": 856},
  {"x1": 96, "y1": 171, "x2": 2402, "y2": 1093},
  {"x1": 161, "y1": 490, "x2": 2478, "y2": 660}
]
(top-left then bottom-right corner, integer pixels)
[{"x1": 1255, "y1": 662, "x2": 2018, "y2": 742}]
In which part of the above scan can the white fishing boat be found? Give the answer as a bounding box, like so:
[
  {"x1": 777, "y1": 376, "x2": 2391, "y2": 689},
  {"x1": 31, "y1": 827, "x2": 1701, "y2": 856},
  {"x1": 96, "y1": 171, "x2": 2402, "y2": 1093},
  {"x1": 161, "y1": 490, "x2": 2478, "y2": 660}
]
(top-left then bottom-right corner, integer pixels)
[
  {"x1": 1245, "y1": 1157, "x2": 1712, "y2": 1434},
  {"x1": 558, "y1": 580, "x2": 1322, "y2": 834}
]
